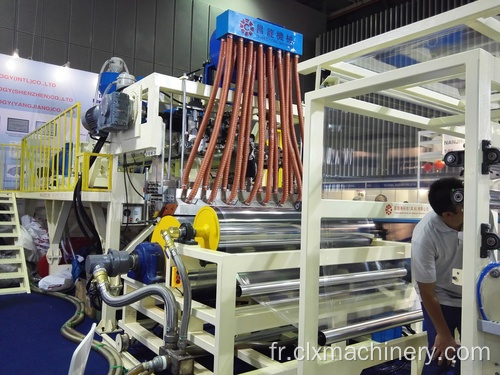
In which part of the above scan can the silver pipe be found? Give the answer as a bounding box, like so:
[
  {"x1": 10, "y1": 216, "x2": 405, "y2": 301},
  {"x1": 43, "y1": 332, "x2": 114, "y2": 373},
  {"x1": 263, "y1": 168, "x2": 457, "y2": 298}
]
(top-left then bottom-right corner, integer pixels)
[
  {"x1": 235, "y1": 325, "x2": 297, "y2": 343},
  {"x1": 167, "y1": 94, "x2": 173, "y2": 180},
  {"x1": 238, "y1": 268, "x2": 407, "y2": 297},
  {"x1": 252, "y1": 281, "x2": 405, "y2": 310},
  {"x1": 213, "y1": 206, "x2": 302, "y2": 224},
  {"x1": 160, "y1": 121, "x2": 165, "y2": 191},
  {"x1": 144, "y1": 167, "x2": 149, "y2": 222},
  {"x1": 180, "y1": 74, "x2": 188, "y2": 179},
  {"x1": 218, "y1": 236, "x2": 373, "y2": 253},
  {"x1": 318, "y1": 310, "x2": 423, "y2": 346},
  {"x1": 220, "y1": 226, "x2": 373, "y2": 240},
  {"x1": 92, "y1": 266, "x2": 179, "y2": 347},
  {"x1": 161, "y1": 230, "x2": 191, "y2": 350}
]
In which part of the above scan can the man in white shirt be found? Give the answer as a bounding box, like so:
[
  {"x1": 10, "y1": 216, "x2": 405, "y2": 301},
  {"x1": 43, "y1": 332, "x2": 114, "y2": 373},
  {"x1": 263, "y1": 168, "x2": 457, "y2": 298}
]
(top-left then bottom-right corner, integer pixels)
[{"x1": 411, "y1": 177, "x2": 463, "y2": 374}]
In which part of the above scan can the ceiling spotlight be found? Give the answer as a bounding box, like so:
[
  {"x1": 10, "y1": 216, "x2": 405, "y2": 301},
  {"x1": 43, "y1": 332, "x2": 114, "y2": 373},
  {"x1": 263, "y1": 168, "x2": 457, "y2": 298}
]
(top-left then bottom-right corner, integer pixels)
[
  {"x1": 12, "y1": 48, "x2": 19, "y2": 58},
  {"x1": 63, "y1": 61, "x2": 71, "y2": 68}
]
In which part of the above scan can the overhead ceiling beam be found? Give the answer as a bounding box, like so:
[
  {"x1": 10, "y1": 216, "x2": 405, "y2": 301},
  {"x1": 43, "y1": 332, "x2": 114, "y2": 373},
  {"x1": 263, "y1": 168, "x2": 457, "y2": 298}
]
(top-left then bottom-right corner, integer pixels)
[
  {"x1": 466, "y1": 16, "x2": 500, "y2": 43},
  {"x1": 327, "y1": 0, "x2": 380, "y2": 21}
]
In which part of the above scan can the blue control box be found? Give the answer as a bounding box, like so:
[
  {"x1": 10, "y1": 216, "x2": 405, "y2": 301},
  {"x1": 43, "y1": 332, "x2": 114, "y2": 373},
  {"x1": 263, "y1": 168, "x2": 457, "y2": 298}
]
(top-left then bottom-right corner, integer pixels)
[{"x1": 215, "y1": 10, "x2": 303, "y2": 56}]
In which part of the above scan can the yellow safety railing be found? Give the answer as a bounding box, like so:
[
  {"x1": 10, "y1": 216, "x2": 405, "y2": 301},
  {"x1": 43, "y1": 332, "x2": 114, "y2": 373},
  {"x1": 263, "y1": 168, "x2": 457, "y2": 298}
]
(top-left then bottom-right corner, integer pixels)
[
  {"x1": 5, "y1": 103, "x2": 113, "y2": 193},
  {"x1": 0, "y1": 144, "x2": 22, "y2": 191},
  {"x1": 20, "y1": 103, "x2": 81, "y2": 192}
]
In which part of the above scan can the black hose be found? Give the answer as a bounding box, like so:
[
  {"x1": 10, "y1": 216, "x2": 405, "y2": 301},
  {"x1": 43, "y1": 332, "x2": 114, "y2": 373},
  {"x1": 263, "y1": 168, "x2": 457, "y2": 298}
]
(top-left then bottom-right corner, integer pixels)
[
  {"x1": 122, "y1": 155, "x2": 130, "y2": 233},
  {"x1": 89, "y1": 135, "x2": 108, "y2": 168},
  {"x1": 75, "y1": 177, "x2": 103, "y2": 253},
  {"x1": 72, "y1": 134, "x2": 108, "y2": 254},
  {"x1": 72, "y1": 178, "x2": 91, "y2": 240},
  {"x1": 124, "y1": 154, "x2": 145, "y2": 199}
]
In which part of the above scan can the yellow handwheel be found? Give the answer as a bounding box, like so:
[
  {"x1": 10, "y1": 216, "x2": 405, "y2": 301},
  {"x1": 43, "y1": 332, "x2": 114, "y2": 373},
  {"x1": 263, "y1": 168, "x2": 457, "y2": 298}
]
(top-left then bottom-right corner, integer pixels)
[
  {"x1": 151, "y1": 216, "x2": 182, "y2": 248},
  {"x1": 193, "y1": 206, "x2": 220, "y2": 250}
]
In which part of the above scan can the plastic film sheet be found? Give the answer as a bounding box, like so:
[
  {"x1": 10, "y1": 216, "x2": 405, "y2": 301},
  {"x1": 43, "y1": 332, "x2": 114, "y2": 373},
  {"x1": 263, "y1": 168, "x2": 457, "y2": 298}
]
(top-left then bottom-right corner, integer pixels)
[{"x1": 248, "y1": 262, "x2": 420, "y2": 341}]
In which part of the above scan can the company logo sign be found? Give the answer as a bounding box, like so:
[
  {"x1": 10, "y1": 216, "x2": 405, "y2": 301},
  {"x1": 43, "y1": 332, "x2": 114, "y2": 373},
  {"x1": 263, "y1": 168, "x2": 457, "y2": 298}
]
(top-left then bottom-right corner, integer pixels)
[
  {"x1": 240, "y1": 18, "x2": 254, "y2": 37},
  {"x1": 385, "y1": 204, "x2": 393, "y2": 215}
]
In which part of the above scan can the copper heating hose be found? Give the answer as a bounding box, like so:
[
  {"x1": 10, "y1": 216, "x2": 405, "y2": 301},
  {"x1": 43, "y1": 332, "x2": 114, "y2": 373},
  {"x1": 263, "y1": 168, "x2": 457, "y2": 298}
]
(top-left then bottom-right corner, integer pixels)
[
  {"x1": 293, "y1": 55, "x2": 305, "y2": 148},
  {"x1": 272, "y1": 52, "x2": 280, "y2": 194},
  {"x1": 200, "y1": 152, "x2": 211, "y2": 201},
  {"x1": 287, "y1": 130, "x2": 302, "y2": 201},
  {"x1": 288, "y1": 93, "x2": 303, "y2": 179},
  {"x1": 291, "y1": 126, "x2": 303, "y2": 177},
  {"x1": 284, "y1": 52, "x2": 302, "y2": 199},
  {"x1": 217, "y1": 43, "x2": 240, "y2": 193},
  {"x1": 181, "y1": 38, "x2": 227, "y2": 195},
  {"x1": 238, "y1": 53, "x2": 257, "y2": 192},
  {"x1": 288, "y1": 114, "x2": 303, "y2": 200},
  {"x1": 227, "y1": 42, "x2": 255, "y2": 204},
  {"x1": 272, "y1": 103, "x2": 280, "y2": 194},
  {"x1": 262, "y1": 47, "x2": 276, "y2": 205},
  {"x1": 289, "y1": 68, "x2": 303, "y2": 179},
  {"x1": 208, "y1": 37, "x2": 245, "y2": 204},
  {"x1": 244, "y1": 44, "x2": 266, "y2": 205},
  {"x1": 201, "y1": 38, "x2": 236, "y2": 199},
  {"x1": 221, "y1": 158, "x2": 231, "y2": 191},
  {"x1": 277, "y1": 50, "x2": 290, "y2": 205},
  {"x1": 221, "y1": 41, "x2": 246, "y2": 192},
  {"x1": 238, "y1": 49, "x2": 257, "y2": 192},
  {"x1": 272, "y1": 135, "x2": 279, "y2": 193},
  {"x1": 285, "y1": 52, "x2": 294, "y2": 195},
  {"x1": 202, "y1": 47, "x2": 238, "y2": 199},
  {"x1": 186, "y1": 36, "x2": 235, "y2": 203},
  {"x1": 286, "y1": 54, "x2": 303, "y2": 200}
]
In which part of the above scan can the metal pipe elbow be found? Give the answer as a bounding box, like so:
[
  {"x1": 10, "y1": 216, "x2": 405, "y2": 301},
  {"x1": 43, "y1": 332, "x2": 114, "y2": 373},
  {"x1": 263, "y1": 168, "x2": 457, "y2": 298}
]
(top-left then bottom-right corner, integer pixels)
[{"x1": 93, "y1": 266, "x2": 179, "y2": 345}]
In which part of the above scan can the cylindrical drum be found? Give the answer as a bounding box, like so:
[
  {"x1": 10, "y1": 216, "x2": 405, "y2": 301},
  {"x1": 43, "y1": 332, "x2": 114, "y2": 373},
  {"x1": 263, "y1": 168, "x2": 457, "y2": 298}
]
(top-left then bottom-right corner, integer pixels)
[{"x1": 193, "y1": 206, "x2": 374, "y2": 252}]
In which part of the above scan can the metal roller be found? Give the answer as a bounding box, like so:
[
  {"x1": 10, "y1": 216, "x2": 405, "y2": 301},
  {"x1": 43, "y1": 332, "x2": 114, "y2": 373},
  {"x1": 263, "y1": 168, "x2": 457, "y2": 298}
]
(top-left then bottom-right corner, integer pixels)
[
  {"x1": 255, "y1": 280, "x2": 407, "y2": 307},
  {"x1": 237, "y1": 268, "x2": 407, "y2": 297},
  {"x1": 489, "y1": 190, "x2": 500, "y2": 210},
  {"x1": 193, "y1": 206, "x2": 374, "y2": 252},
  {"x1": 318, "y1": 310, "x2": 423, "y2": 346}
]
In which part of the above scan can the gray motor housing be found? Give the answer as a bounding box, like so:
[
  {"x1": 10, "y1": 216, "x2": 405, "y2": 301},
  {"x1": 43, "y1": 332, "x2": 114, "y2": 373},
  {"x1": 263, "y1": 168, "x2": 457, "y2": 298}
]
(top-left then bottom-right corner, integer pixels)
[{"x1": 83, "y1": 91, "x2": 133, "y2": 136}]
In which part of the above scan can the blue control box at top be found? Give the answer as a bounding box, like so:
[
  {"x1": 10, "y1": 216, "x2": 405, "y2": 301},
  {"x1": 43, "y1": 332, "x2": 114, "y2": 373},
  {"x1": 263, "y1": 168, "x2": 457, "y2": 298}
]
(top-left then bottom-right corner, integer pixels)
[{"x1": 215, "y1": 10, "x2": 303, "y2": 56}]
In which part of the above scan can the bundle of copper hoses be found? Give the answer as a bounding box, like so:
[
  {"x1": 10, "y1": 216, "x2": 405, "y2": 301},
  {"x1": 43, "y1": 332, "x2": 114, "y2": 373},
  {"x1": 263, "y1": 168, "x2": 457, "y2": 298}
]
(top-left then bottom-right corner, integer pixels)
[{"x1": 181, "y1": 36, "x2": 304, "y2": 206}]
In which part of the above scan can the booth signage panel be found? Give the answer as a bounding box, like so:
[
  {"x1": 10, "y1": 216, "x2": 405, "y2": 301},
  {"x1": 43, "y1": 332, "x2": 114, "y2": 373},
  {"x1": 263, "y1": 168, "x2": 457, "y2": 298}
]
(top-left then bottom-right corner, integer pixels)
[{"x1": 0, "y1": 53, "x2": 97, "y2": 144}]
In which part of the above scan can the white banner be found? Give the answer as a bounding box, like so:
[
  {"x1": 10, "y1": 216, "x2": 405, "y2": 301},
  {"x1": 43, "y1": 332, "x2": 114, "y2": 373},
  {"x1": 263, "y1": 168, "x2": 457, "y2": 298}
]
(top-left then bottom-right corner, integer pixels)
[
  {"x1": 443, "y1": 134, "x2": 465, "y2": 153},
  {"x1": 0, "y1": 53, "x2": 98, "y2": 145}
]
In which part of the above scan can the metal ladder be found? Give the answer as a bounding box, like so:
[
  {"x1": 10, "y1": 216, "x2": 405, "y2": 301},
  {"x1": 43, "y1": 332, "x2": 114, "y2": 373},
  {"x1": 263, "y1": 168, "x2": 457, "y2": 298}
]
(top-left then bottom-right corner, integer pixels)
[{"x1": 0, "y1": 192, "x2": 30, "y2": 294}]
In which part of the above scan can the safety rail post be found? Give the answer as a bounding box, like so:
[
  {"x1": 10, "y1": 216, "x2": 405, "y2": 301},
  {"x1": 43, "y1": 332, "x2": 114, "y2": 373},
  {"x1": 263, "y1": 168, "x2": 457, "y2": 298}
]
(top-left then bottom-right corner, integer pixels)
[{"x1": 19, "y1": 103, "x2": 81, "y2": 192}]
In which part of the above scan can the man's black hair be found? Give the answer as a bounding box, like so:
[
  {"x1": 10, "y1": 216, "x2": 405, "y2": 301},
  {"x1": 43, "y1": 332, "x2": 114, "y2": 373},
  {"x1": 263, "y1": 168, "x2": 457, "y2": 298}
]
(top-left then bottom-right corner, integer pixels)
[{"x1": 428, "y1": 177, "x2": 463, "y2": 215}]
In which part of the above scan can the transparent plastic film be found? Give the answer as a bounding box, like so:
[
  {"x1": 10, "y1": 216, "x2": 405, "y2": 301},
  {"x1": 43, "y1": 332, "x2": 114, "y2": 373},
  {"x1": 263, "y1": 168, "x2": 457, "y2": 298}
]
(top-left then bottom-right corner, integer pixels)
[{"x1": 248, "y1": 262, "x2": 419, "y2": 343}]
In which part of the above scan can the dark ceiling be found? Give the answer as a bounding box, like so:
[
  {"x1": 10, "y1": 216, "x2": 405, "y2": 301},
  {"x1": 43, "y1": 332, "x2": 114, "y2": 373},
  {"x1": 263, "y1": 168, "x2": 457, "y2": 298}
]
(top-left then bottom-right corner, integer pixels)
[{"x1": 295, "y1": 0, "x2": 410, "y2": 28}]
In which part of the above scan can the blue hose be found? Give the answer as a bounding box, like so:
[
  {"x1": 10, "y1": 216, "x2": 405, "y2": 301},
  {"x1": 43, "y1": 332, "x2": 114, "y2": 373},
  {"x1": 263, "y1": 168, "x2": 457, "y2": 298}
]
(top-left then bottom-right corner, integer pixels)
[{"x1": 476, "y1": 262, "x2": 500, "y2": 321}]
